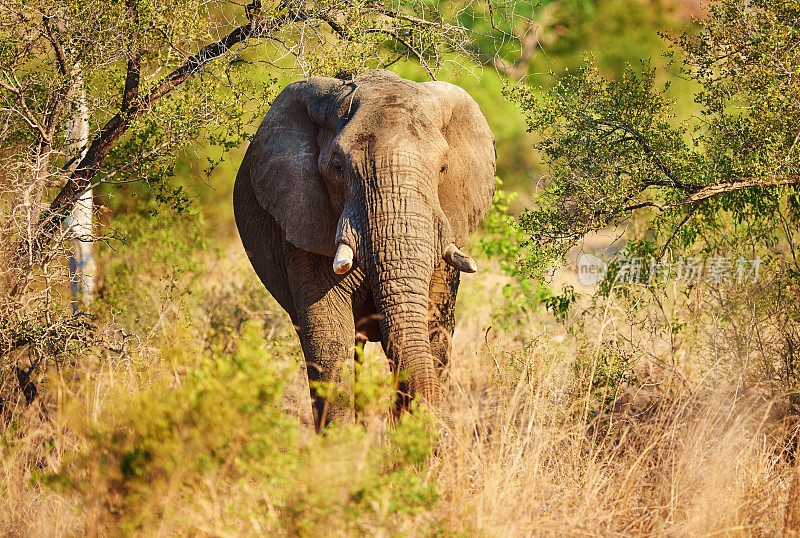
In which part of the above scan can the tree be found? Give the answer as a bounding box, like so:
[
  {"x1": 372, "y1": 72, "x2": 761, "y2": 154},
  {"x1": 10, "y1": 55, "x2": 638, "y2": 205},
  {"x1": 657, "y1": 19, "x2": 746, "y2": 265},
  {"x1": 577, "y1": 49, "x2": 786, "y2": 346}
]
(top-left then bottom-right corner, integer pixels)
[
  {"x1": 509, "y1": 0, "x2": 800, "y2": 272},
  {"x1": 0, "y1": 0, "x2": 508, "y2": 405}
]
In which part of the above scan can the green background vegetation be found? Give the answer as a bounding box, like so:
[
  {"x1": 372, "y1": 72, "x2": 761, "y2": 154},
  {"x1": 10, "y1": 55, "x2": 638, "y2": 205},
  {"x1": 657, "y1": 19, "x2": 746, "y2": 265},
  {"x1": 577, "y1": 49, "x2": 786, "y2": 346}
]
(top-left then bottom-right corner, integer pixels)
[{"x1": 7, "y1": 0, "x2": 800, "y2": 534}]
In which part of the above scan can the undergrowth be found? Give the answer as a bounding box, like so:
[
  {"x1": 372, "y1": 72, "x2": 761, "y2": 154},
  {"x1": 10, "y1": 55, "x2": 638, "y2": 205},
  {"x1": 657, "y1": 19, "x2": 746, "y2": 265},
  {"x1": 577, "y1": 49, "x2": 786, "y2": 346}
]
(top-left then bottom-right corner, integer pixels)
[{"x1": 2, "y1": 192, "x2": 800, "y2": 536}]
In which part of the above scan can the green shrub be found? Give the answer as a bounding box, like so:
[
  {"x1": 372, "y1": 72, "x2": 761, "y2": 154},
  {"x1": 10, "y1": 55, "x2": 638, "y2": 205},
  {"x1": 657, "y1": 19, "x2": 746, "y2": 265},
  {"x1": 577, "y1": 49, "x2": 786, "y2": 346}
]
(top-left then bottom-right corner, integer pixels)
[
  {"x1": 50, "y1": 322, "x2": 439, "y2": 536},
  {"x1": 477, "y1": 181, "x2": 552, "y2": 331},
  {"x1": 96, "y1": 201, "x2": 209, "y2": 336},
  {"x1": 571, "y1": 341, "x2": 639, "y2": 421}
]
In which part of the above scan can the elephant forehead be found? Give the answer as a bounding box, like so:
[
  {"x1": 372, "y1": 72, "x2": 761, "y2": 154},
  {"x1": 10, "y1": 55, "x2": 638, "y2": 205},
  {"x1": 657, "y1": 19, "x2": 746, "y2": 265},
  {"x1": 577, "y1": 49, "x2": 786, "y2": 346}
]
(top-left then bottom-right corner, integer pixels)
[
  {"x1": 334, "y1": 117, "x2": 445, "y2": 158},
  {"x1": 332, "y1": 95, "x2": 446, "y2": 149},
  {"x1": 360, "y1": 88, "x2": 437, "y2": 117},
  {"x1": 332, "y1": 77, "x2": 442, "y2": 120}
]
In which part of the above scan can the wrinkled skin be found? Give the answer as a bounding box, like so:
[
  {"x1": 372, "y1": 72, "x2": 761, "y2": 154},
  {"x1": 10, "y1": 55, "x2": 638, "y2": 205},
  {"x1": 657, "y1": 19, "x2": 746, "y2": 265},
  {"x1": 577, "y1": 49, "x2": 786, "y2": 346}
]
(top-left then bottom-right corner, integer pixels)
[{"x1": 234, "y1": 70, "x2": 495, "y2": 431}]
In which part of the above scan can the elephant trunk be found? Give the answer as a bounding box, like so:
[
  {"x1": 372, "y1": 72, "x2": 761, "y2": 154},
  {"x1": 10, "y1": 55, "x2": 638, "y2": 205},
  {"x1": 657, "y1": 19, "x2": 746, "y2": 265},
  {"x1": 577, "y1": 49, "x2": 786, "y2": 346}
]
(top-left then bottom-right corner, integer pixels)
[
  {"x1": 373, "y1": 246, "x2": 438, "y2": 408},
  {"x1": 361, "y1": 153, "x2": 441, "y2": 410}
]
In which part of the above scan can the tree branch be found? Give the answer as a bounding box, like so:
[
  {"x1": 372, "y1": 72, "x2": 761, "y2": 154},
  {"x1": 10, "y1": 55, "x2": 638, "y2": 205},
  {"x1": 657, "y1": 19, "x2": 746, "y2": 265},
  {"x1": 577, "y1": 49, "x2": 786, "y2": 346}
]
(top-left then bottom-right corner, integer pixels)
[
  {"x1": 121, "y1": 0, "x2": 142, "y2": 113},
  {"x1": 42, "y1": 16, "x2": 69, "y2": 76},
  {"x1": 620, "y1": 174, "x2": 800, "y2": 214},
  {"x1": 656, "y1": 202, "x2": 700, "y2": 261},
  {"x1": 593, "y1": 119, "x2": 691, "y2": 191},
  {"x1": 370, "y1": 5, "x2": 462, "y2": 33},
  {"x1": 0, "y1": 74, "x2": 49, "y2": 141},
  {"x1": 364, "y1": 28, "x2": 436, "y2": 80},
  {"x1": 674, "y1": 175, "x2": 800, "y2": 206},
  {"x1": 45, "y1": 2, "x2": 275, "y2": 228},
  {"x1": 40, "y1": 15, "x2": 73, "y2": 142}
]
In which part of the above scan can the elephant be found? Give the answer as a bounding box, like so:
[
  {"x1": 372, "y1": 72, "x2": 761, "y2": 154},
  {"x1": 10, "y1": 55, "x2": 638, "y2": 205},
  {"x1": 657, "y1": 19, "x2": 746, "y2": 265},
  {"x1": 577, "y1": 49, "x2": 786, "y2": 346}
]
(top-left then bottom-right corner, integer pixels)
[{"x1": 233, "y1": 69, "x2": 495, "y2": 431}]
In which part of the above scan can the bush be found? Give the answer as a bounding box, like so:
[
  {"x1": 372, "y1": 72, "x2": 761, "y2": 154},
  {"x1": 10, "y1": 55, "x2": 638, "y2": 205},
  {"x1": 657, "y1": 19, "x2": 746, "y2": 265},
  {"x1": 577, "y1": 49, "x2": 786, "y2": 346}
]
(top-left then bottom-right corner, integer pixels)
[
  {"x1": 477, "y1": 181, "x2": 552, "y2": 331},
  {"x1": 49, "y1": 322, "x2": 439, "y2": 536},
  {"x1": 95, "y1": 201, "x2": 208, "y2": 337}
]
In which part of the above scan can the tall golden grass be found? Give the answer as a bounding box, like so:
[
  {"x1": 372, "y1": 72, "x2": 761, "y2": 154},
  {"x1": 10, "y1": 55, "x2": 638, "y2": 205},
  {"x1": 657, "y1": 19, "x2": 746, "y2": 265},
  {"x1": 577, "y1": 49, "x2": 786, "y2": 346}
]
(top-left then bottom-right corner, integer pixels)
[{"x1": 1, "y1": 238, "x2": 798, "y2": 536}]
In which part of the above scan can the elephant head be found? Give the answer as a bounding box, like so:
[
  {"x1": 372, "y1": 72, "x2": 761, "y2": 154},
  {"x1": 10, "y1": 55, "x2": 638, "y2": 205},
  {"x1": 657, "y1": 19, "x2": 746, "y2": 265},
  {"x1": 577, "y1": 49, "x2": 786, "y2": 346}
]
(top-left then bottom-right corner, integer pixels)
[{"x1": 240, "y1": 70, "x2": 495, "y2": 410}]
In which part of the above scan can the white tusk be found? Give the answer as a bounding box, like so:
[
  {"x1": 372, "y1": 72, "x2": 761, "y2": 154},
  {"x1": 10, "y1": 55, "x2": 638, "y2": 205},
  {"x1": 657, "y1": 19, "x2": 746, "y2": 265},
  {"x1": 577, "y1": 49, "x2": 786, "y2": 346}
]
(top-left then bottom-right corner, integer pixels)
[
  {"x1": 333, "y1": 243, "x2": 354, "y2": 274},
  {"x1": 443, "y1": 243, "x2": 478, "y2": 273}
]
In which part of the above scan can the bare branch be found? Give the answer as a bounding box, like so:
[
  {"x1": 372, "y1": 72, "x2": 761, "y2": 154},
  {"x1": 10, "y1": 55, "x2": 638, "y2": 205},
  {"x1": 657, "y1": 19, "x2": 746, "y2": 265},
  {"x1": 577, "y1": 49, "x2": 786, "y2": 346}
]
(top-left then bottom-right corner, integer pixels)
[
  {"x1": 674, "y1": 175, "x2": 800, "y2": 205},
  {"x1": 42, "y1": 90, "x2": 67, "y2": 142},
  {"x1": 484, "y1": 0, "x2": 517, "y2": 41},
  {"x1": 620, "y1": 174, "x2": 800, "y2": 214},
  {"x1": 370, "y1": 5, "x2": 462, "y2": 33},
  {"x1": 121, "y1": 0, "x2": 142, "y2": 114},
  {"x1": 364, "y1": 28, "x2": 437, "y2": 80},
  {"x1": 42, "y1": 16, "x2": 69, "y2": 76},
  {"x1": 619, "y1": 201, "x2": 667, "y2": 212},
  {"x1": 0, "y1": 76, "x2": 49, "y2": 140},
  {"x1": 39, "y1": 14, "x2": 74, "y2": 141}
]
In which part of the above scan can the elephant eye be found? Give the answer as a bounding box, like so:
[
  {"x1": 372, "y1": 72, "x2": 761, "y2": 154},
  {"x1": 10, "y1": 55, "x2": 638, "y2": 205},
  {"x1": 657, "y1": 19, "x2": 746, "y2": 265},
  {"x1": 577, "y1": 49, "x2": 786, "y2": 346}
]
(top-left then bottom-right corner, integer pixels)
[
  {"x1": 440, "y1": 164, "x2": 447, "y2": 173},
  {"x1": 332, "y1": 157, "x2": 343, "y2": 173}
]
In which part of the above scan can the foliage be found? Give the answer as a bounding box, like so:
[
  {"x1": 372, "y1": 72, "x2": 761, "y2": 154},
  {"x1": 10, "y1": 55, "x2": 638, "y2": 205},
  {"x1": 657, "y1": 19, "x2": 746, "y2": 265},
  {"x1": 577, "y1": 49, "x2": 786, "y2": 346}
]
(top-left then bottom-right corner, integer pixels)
[
  {"x1": 462, "y1": 0, "x2": 675, "y2": 82},
  {"x1": 571, "y1": 340, "x2": 639, "y2": 422},
  {"x1": 500, "y1": 0, "x2": 800, "y2": 433},
  {"x1": 477, "y1": 179, "x2": 551, "y2": 329},
  {"x1": 507, "y1": 61, "x2": 691, "y2": 267},
  {"x1": 526, "y1": 0, "x2": 673, "y2": 78},
  {"x1": 96, "y1": 200, "x2": 209, "y2": 336},
  {"x1": 49, "y1": 322, "x2": 438, "y2": 535},
  {"x1": 596, "y1": 238, "x2": 664, "y2": 298},
  {"x1": 543, "y1": 284, "x2": 578, "y2": 325},
  {"x1": 509, "y1": 0, "x2": 800, "y2": 271}
]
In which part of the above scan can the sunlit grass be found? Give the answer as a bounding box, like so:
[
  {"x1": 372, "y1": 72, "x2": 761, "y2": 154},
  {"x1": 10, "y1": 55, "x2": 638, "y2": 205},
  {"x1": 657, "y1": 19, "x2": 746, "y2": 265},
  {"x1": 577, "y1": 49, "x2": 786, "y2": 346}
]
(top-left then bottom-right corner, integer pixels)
[{"x1": 1, "y1": 228, "x2": 797, "y2": 535}]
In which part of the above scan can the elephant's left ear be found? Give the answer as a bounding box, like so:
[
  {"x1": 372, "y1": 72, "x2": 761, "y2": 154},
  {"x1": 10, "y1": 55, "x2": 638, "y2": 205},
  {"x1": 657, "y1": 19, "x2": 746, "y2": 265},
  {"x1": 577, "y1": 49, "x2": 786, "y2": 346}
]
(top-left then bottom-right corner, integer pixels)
[{"x1": 425, "y1": 81, "x2": 496, "y2": 247}]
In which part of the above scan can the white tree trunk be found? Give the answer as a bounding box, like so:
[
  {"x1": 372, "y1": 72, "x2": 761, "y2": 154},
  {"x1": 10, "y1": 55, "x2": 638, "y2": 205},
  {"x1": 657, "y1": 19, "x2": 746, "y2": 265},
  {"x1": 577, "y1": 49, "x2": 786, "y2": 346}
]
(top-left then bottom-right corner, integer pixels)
[{"x1": 65, "y1": 71, "x2": 94, "y2": 307}]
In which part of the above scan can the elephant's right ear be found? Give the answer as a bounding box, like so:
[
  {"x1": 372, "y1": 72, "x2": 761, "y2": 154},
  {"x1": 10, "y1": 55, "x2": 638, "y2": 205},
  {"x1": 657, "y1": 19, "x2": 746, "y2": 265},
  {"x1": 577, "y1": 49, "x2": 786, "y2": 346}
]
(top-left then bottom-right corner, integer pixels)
[{"x1": 244, "y1": 80, "x2": 339, "y2": 257}]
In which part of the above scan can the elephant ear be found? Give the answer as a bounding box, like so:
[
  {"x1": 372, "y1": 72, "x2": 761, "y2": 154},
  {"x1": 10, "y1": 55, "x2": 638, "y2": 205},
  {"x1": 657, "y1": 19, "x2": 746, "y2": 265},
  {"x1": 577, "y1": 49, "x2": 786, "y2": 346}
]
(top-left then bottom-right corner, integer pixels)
[
  {"x1": 245, "y1": 78, "x2": 340, "y2": 257},
  {"x1": 426, "y1": 81, "x2": 496, "y2": 247}
]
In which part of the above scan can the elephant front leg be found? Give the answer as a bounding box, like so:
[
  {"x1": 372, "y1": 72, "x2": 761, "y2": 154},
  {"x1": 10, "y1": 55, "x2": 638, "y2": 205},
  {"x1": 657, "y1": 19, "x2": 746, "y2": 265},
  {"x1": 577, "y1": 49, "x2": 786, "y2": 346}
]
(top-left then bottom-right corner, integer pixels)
[
  {"x1": 297, "y1": 320, "x2": 356, "y2": 431},
  {"x1": 428, "y1": 261, "x2": 460, "y2": 371},
  {"x1": 287, "y1": 247, "x2": 362, "y2": 431}
]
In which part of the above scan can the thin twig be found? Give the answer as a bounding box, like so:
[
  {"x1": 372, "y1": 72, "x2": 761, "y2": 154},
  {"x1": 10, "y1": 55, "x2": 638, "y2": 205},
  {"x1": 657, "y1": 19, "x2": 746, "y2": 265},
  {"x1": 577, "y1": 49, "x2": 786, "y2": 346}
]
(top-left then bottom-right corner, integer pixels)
[
  {"x1": 364, "y1": 28, "x2": 436, "y2": 80},
  {"x1": 656, "y1": 202, "x2": 700, "y2": 263}
]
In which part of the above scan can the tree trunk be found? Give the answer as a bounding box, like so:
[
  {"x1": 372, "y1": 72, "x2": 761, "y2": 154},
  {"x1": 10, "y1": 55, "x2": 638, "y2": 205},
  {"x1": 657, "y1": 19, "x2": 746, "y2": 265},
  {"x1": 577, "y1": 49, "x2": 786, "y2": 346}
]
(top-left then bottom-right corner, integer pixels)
[{"x1": 65, "y1": 70, "x2": 94, "y2": 307}]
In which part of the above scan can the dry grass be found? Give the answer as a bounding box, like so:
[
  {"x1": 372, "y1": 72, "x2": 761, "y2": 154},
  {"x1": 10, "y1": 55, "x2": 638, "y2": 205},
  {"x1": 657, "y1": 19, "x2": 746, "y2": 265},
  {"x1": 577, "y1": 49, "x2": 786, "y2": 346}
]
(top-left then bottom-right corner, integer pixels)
[
  {"x1": 1, "y1": 240, "x2": 799, "y2": 536},
  {"x1": 428, "y1": 265, "x2": 791, "y2": 536},
  {"x1": 437, "y1": 343, "x2": 794, "y2": 535}
]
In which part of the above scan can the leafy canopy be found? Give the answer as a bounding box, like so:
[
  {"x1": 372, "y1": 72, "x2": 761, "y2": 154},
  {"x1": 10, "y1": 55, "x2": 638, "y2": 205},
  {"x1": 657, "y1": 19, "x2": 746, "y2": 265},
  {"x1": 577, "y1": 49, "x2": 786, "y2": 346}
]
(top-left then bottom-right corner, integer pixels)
[
  {"x1": 0, "y1": 0, "x2": 492, "y2": 220},
  {"x1": 508, "y1": 0, "x2": 800, "y2": 273}
]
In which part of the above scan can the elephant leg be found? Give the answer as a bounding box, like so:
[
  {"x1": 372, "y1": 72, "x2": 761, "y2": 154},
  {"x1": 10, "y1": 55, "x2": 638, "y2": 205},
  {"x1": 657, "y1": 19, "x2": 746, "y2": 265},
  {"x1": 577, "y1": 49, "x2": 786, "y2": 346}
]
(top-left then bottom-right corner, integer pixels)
[
  {"x1": 428, "y1": 260, "x2": 460, "y2": 372},
  {"x1": 286, "y1": 246, "x2": 363, "y2": 431},
  {"x1": 296, "y1": 296, "x2": 357, "y2": 430}
]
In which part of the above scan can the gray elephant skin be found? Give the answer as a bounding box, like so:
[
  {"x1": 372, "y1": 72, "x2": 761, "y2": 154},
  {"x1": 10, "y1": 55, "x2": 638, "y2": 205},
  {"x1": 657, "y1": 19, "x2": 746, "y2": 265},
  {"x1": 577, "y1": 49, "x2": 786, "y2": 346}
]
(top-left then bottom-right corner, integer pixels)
[{"x1": 233, "y1": 70, "x2": 495, "y2": 431}]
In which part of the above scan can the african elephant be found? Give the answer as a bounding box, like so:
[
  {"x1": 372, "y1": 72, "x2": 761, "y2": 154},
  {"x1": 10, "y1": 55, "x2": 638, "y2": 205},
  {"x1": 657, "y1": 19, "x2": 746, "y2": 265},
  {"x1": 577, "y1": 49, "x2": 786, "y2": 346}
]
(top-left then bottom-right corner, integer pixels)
[{"x1": 233, "y1": 70, "x2": 495, "y2": 431}]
